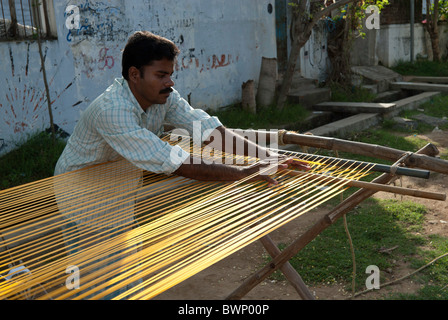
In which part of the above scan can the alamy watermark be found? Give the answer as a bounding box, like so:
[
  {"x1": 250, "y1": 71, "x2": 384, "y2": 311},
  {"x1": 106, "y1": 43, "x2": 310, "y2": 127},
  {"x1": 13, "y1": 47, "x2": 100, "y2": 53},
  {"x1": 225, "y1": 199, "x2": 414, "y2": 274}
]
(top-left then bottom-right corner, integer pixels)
[
  {"x1": 365, "y1": 265, "x2": 381, "y2": 290},
  {"x1": 62, "y1": 264, "x2": 383, "y2": 292},
  {"x1": 65, "y1": 265, "x2": 80, "y2": 290},
  {"x1": 365, "y1": 5, "x2": 380, "y2": 30},
  {"x1": 65, "y1": 5, "x2": 80, "y2": 30},
  {"x1": 64, "y1": 4, "x2": 381, "y2": 31}
]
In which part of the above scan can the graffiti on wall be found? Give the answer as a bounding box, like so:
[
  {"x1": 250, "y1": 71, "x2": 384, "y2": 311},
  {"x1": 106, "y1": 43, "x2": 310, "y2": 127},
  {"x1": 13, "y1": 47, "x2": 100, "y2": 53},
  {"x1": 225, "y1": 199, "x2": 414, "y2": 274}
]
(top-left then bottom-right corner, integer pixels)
[
  {"x1": 69, "y1": 43, "x2": 118, "y2": 79},
  {"x1": 65, "y1": 2, "x2": 239, "y2": 80},
  {"x1": 1, "y1": 0, "x2": 274, "y2": 149},
  {"x1": 0, "y1": 44, "x2": 74, "y2": 136},
  {"x1": 64, "y1": 1, "x2": 127, "y2": 79},
  {"x1": 177, "y1": 52, "x2": 239, "y2": 73},
  {"x1": 64, "y1": 0, "x2": 128, "y2": 44}
]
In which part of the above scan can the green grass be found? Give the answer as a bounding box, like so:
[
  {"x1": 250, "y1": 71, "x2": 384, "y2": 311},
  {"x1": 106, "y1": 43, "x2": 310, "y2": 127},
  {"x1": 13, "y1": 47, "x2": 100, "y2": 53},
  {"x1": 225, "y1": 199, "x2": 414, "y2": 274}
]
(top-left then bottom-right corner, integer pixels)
[
  {"x1": 349, "y1": 129, "x2": 429, "y2": 153},
  {"x1": 317, "y1": 127, "x2": 430, "y2": 175},
  {"x1": 391, "y1": 285, "x2": 448, "y2": 300},
  {"x1": 389, "y1": 234, "x2": 448, "y2": 300},
  {"x1": 392, "y1": 60, "x2": 448, "y2": 77},
  {"x1": 318, "y1": 127, "x2": 433, "y2": 202},
  {"x1": 396, "y1": 95, "x2": 448, "y2": 131},
  {"x1": 268, "y1": 199, "x2": 430, "y2": 290},
  {"x1": 441, "y1": 149, "x2": 448, "y2": 161},
  {"x1": 329, "y1": 81, "x2": 377, "y2": 102},
  {"x1": 418, "y1": 95, "x2": 448, "y2": 119},
  {"x1": 207, "y1": 103, "x2": 309, "y2": 130},
  {"x1": 0, "y1": 131, "x2": 66, "y2": 190}
]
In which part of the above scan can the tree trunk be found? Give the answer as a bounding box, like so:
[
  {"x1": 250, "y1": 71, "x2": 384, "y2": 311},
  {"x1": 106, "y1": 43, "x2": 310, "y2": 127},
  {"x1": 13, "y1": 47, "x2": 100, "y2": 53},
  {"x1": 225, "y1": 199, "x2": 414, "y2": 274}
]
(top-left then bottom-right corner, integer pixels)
[
  {"x1": 276, "y1": 32, "x2": 310, "y2": 109},
  {"x1": 432, "y1": 0, "x2": 441, "y2": 61},
  {"x1": 425, "y1": 0, "x2": 441, "y2": 61},
  {"x1": 276, "y1": 0, "x2": 363, "y2": 109},
  {"x1": 431, "y1": 30, "x2": 441, "y2": 61},
  {"x1": 276, "y1": 0, "x2": 309, "y2": 109}
]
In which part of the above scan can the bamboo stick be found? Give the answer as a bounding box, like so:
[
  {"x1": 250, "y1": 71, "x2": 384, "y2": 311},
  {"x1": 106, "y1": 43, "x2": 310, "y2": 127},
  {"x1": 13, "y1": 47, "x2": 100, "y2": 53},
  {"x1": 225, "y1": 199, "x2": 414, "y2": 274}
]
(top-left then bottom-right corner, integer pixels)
[
  {"x1": 281, "y1": 131, "x2": 448, "y2": 175},
  {"x1": 280, "y1": 150, "x2": 431, "y2": 179},
  {"x1": 285, "y1": 169, "x2": 446, "y2": 201},
  {"x1": 230, "y1": 129, "x2": 448, "y2": 175}
]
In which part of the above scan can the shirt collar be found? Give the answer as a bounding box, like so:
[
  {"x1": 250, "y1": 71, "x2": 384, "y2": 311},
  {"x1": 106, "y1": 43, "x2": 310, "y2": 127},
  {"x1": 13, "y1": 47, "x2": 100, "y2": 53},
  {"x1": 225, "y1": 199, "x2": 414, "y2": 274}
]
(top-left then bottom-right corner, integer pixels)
[{"x1": 115, "y1": 77, "x2": 146, "y2": 116}]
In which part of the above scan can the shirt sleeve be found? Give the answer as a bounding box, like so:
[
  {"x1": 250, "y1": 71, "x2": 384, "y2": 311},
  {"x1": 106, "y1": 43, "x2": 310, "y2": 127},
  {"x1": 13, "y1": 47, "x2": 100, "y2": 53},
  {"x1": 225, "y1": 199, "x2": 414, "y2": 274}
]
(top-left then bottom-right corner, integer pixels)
[
  {"x1": 164, "y1": 89, "x2": 223, "y2": 143},
  {"x1": 95, "y1": 106, "x2": 190, "y2": 174}
]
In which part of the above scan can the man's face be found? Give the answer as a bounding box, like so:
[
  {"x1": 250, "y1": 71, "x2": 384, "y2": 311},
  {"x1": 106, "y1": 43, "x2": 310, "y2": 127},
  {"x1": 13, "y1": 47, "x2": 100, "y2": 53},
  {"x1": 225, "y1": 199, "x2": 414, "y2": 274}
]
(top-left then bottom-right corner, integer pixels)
[{"x1": 129, "y1": 58, "x2": 175, "y2": 110}]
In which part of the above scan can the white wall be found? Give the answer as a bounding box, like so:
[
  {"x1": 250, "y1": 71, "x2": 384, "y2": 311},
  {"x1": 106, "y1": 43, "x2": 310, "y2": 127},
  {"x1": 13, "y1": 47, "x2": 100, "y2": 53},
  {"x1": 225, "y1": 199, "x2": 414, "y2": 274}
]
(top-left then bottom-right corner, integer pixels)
[
  {"x1": 376, "y1": 23, "x2": 428, "y2": 66},
  {"x1": 298, "y1": 20, "x2": 331, "y2": 82},
  {"x1": 351, "y1": 23, "x2": 448, "y2": 67},
  {"x1": 0, "y1": 0, "x2": 276, "y2": 155}
]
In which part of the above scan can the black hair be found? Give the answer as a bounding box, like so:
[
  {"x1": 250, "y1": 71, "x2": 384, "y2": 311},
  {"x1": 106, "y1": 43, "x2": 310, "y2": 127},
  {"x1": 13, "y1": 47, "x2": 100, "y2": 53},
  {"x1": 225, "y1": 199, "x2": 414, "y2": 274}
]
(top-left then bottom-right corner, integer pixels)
[{"x1": 121, "y1": 31, "x2": 180, "y2": 80}]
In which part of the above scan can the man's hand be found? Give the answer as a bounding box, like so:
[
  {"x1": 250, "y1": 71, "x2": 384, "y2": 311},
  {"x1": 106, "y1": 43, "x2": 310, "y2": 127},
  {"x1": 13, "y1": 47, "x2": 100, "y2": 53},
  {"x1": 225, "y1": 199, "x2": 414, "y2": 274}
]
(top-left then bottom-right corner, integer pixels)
[
  {"x1": 241, "y1": 160, "x2": 288, "y2": 185},
  {"x1": 267, "y1": 153, "x2": 311, "y2": 171},
  {"x1": 242, "y1": 154, "x2": 311, "y2": 185}
]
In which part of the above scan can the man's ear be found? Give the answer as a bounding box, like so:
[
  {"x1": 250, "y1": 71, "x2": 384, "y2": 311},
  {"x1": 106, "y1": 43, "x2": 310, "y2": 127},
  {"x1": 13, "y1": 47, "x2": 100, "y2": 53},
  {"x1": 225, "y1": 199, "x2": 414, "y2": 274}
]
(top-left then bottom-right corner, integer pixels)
[{"x1": 128, "y1": 66, "x2": 141, "y2": 83}]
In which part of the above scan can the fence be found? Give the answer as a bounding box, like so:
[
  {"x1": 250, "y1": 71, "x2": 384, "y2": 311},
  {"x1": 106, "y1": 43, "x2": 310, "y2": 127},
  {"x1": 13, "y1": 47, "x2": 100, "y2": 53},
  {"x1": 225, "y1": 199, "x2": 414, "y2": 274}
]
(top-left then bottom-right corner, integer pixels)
[{"x1": 0, "y1": 0, "x2": 56, "y2": 41}]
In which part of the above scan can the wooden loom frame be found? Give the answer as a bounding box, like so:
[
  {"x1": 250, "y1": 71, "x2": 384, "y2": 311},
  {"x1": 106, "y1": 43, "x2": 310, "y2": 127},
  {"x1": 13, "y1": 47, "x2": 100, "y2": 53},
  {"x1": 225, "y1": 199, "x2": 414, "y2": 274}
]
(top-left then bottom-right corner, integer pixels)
[
  {"x1": 222, "y1": 130, "x2": 448, "y2": 300},
  {"x1": 1, "y1": 130, "x2": 447, "y2": 300}
]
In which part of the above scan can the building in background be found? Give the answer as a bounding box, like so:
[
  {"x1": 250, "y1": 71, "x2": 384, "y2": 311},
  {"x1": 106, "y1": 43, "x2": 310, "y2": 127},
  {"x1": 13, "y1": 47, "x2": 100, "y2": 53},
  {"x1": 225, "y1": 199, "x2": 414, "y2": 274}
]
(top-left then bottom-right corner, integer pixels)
[{"x1": 0, "y1": 0, "x2": 281, "y2": 154}]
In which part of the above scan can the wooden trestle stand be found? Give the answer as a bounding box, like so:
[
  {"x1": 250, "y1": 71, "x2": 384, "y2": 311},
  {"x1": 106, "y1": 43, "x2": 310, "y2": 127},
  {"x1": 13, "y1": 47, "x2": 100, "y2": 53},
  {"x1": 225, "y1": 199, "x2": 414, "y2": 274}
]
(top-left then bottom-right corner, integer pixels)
[{"x1": 226, "y1": 130, "x2": 448, "y2": 300}]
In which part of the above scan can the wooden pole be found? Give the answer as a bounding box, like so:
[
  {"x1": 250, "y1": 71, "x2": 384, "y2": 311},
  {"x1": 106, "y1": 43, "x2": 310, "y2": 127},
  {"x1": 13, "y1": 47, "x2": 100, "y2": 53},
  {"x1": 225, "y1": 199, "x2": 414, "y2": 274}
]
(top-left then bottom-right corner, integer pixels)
[
  {"x1": 283, "y1": 151, "x2": 431, "y2": 179},
  {"x1": 259, "y1": 235, "x2": 315, "y2": 300},
  {"x1": 281, "y1": 131, "x2": 448, "y2": 175},
  {"x1": 33, "y1": 0, "x2": 55, "y2": 141},
  {"x1": 225, "y1": 143, "x2": 438, "y2": 300},
  {"x1": 230, "y1": 129, "x2": 448, "y2": 176},
  {"x1": 285, "y1": 169, "x2": 446, "y2": 201},
  {"x1": 7, "y1": 0, "x2": 18, "y2": 37}
]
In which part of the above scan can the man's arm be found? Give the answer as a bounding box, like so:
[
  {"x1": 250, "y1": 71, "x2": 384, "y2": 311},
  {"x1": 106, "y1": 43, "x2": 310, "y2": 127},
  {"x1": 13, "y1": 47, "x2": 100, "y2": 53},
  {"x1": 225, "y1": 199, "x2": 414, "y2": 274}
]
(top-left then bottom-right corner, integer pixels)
[
  {"x1": 203, "y1": 126, "x2": 273, "y2": 160},
  {"x1": 202, "y1": 126, "x2": 310, "y2": 169},
  {"x1": 173, "y1": 126, "x2": 308, "y2": 184},
  {"x1": 173, "y1": 156, "x2": 287, "y2": 185}
]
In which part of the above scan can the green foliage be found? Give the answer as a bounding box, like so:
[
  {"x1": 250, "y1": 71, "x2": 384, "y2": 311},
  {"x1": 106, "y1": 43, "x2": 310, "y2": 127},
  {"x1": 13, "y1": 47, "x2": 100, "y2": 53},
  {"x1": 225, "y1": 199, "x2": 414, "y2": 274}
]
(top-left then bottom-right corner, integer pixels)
[
  {"x1": 441, "y1": 0, "x2": 448, "y2": 19},
  {"x1": 428, "y1": 0, "x2": 448, "y2": 20},
  {"x1": 338, "y1": 0, "x2": 390, "y2": 36}
]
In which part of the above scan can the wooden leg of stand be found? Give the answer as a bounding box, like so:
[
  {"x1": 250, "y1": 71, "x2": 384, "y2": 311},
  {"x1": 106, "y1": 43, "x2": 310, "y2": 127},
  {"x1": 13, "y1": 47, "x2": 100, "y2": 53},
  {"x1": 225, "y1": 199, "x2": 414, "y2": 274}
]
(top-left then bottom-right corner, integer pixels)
[{"x1": 259, "y1": 235, "x2": 315, "y2": 300}]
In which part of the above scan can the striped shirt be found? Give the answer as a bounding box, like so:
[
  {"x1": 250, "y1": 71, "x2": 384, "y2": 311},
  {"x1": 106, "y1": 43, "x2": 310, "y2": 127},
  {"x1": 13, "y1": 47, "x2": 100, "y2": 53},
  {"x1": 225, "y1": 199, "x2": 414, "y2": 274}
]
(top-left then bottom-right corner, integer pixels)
[{"x1": 55, "y1": 77, "x2": 222, "y2": 175}]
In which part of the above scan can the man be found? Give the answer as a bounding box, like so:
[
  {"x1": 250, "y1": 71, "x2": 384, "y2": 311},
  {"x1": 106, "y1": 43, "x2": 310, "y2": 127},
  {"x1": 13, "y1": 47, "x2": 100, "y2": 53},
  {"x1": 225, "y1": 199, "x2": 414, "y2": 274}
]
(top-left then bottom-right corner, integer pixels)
[
  {"x1": 55, "y1": 31, "x2": 306, "y2": 182},
  {"x1": 54, "y1": 31, "x2": 307, "y2": 299}
]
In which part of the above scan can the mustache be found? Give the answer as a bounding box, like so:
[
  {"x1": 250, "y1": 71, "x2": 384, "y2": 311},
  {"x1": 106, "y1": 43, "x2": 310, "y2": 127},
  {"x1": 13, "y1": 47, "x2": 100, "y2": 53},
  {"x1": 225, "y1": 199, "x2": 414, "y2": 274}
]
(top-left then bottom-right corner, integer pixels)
[{"x1": 160, "y1": 87, "x2": 173, "y2": 94}]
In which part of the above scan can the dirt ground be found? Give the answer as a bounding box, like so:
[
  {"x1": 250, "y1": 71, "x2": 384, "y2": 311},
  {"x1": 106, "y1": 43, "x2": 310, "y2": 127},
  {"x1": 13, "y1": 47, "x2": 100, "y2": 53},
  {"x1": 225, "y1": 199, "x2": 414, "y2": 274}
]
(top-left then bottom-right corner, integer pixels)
[{"x1": 154, "y1": 130, "x2": 448, "y2": 301}]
